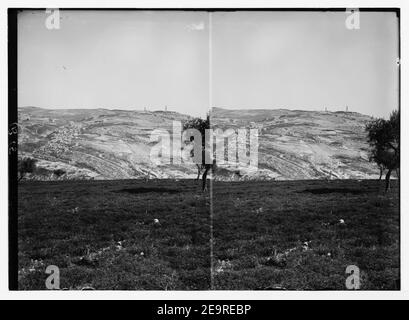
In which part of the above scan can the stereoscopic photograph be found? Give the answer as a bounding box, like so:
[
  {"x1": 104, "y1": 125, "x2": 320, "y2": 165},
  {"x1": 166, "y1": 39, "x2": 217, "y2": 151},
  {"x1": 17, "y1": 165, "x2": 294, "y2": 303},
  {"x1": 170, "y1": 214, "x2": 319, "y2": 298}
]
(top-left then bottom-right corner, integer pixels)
[{"x1": 9, "y1": 8, "x2": 400, "y2": 290}]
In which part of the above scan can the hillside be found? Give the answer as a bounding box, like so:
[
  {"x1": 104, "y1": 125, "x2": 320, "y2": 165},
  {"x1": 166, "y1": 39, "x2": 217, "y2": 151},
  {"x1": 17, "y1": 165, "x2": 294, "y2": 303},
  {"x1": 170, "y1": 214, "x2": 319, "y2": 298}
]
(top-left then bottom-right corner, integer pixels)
[
  {"x1": 17, "y1": 106, "x2": 379, "y2": 180},
  {"x1": 212, "y1": 107, "x2": 379, "y2": 180}
]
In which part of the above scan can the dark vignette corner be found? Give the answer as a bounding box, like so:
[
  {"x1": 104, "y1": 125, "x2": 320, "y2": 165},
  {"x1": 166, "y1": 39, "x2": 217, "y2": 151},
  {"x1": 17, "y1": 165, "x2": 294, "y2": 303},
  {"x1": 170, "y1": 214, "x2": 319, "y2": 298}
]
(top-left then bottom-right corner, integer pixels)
[{"x1": 8, "y1": 8, "x2": 18, "y2": 291}]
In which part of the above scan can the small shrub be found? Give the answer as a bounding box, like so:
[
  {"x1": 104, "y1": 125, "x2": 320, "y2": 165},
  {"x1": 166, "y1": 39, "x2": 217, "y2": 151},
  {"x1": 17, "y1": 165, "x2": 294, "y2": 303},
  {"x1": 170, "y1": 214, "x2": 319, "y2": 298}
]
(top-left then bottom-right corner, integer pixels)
[{"x1": 18, "y1": 157, "x2": 37, "y2": 180}]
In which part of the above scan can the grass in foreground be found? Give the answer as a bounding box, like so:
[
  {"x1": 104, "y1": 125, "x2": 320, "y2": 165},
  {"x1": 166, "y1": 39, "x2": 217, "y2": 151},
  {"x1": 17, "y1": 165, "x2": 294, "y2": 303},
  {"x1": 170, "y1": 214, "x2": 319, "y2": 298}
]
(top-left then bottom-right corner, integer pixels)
[
  {"x1": 18, "y1": 180, "x2": 210, "y2": 290},
  {"x1": 17, "y1": 179, "x2": 399, "y2": 290},
  {"x1": 212, "y1": 179, "x2": 399, "y2": 290}
]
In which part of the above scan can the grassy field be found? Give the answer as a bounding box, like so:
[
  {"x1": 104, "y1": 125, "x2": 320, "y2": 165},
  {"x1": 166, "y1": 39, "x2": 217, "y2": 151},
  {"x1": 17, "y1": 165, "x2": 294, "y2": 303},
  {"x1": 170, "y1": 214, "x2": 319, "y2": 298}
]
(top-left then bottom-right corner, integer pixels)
[{"x1": 17, "y1": 179, "x2": 399, "y2": 290}]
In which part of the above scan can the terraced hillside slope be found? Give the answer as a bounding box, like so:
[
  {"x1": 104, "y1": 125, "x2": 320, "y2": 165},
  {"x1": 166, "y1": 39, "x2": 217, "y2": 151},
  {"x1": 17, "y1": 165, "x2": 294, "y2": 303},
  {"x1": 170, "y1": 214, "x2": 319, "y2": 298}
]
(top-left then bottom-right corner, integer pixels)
[
  {"x1": 17, "y1": 106, "x2": 379, "y2": 180},
  {"x1": 212, "y1": 107, "x2": 379, "y2": 180}
]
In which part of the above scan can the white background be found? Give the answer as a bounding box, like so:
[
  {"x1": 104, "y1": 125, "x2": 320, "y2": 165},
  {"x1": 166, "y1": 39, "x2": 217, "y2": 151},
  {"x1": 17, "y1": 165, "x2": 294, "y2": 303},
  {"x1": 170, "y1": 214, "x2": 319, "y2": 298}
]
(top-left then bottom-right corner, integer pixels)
[{"x1": 1, "y1": 0, "x2": 407, "y2": 300}]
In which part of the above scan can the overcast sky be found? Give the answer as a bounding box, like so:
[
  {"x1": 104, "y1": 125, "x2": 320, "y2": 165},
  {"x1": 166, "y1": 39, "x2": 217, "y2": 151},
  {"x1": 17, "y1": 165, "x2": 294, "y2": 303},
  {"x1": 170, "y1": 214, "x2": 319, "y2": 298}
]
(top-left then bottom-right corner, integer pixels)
[{"x1": 18, "y1": 10, "x2": 399, "y2": 118}]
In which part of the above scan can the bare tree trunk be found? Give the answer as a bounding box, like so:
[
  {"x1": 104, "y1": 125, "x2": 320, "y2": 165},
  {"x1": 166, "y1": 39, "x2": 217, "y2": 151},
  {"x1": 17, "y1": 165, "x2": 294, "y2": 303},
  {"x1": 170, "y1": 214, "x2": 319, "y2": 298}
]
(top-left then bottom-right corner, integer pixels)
[
  {"x1": 385, "y1": 168, "x2": 392, "y2": 192},
  {"x1": 378, "y1": 167, "x2": 383, "y2": 181},
  {"x1": 196, "y1": 164, "x2": 201, "y2": 181},
  {"x1": 202, "y1": 167, "x2": 209, "y2": 191}
]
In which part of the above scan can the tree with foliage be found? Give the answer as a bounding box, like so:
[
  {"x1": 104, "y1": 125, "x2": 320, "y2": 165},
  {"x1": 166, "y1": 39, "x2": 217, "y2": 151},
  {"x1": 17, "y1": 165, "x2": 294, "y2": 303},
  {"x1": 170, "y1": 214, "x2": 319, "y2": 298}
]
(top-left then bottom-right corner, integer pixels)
[
  {"x1": 18, "y1": 157, "x2": 37, "y2": 181},
  {"x1": 182, "y1": 113, "x2": 214, "y2": 190},
  {"x1": 182, "y1": 113, "x2": 210, "y2": 146},
  {"x1": 366, "y1": 110, "x2": 399, "y2": 191}
]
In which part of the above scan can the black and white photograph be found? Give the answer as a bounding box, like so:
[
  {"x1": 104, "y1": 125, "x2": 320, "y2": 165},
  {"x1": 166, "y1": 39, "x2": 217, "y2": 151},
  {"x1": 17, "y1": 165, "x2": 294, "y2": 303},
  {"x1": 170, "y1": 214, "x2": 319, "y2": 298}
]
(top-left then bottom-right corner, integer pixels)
[{"x1": 8, "y1": 7, "x2": 401, "y2": 293}]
